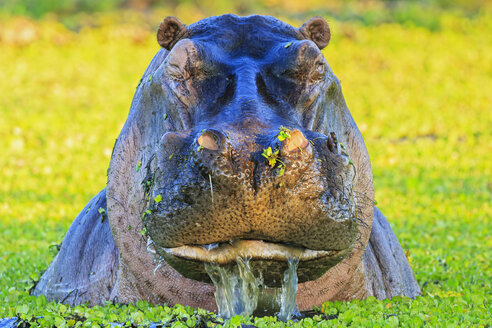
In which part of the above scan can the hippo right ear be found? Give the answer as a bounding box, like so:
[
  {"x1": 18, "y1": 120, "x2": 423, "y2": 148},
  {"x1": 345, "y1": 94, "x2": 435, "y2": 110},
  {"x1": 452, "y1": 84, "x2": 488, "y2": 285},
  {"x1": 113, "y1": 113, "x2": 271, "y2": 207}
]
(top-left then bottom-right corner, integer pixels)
[
  {"x1": 157, "y1": 16, "x2": 188, "y2": 50},
  {"x1": 299, "y1": 16, "x2": 331, "y2": 50}
]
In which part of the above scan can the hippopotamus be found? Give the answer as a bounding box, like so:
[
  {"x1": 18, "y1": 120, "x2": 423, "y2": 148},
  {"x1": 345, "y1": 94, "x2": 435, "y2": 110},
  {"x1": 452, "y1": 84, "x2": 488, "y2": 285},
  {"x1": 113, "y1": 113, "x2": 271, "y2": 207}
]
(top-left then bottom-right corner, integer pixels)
[{"x1": 33, "y1": 14, "x2": 420, "y2": 315}]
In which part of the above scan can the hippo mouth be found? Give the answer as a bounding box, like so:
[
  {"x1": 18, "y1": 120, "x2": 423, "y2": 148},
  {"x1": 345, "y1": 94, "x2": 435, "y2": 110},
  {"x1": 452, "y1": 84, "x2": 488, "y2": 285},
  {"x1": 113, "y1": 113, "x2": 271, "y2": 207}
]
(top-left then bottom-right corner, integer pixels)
[
  {"x1": 144, "y1": 129, "x2": 359, "y2": 286},
  {"x1": 143, "y1": 127, "x2": 357, "y2": 287},
  {"x1": 155, "y1": 239, "x2": 351, "y2": 287}
]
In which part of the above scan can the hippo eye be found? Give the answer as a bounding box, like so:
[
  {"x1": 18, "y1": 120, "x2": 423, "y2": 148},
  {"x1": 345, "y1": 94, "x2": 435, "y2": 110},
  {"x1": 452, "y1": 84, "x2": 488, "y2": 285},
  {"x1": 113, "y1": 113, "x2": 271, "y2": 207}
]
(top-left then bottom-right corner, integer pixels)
[
  {"x1": 167, "y1": 64, "x2": 188, "y2": 82},
  {"x1": 311, "y1": 62, "x2": 326, "y2": 81},
  {"x1": 294, "y1": 61, "x2": 325, "y2": 85}
]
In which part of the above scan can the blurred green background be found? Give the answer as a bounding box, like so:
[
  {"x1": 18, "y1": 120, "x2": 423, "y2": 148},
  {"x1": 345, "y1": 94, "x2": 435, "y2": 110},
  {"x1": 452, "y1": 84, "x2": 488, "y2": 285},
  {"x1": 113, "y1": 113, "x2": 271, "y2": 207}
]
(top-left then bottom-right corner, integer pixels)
[
  {"x1": 0, "y1": 0, "x2": 490, "y2": 327},
  {"x1": 1, "y1": 0, "x2": 491, "y2": 29}
]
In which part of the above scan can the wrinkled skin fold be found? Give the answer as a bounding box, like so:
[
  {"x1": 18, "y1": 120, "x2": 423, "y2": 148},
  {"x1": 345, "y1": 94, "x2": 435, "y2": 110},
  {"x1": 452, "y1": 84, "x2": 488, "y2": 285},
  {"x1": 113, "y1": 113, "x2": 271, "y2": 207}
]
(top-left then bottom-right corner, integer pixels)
[{"x1": 33, "y1": 14, "x2": 420, "y2": 312}]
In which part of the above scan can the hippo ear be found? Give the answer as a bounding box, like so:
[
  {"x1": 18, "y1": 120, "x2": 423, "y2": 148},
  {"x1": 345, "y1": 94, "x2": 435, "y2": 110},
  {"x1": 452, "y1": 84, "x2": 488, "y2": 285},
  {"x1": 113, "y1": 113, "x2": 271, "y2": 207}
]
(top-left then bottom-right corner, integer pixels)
[
  {"x1": 299, "y1": 16, "x2": 331, "y2": 50},
  {"x1": 157, "y1": 16, "x2": 188, "y2": 50}
]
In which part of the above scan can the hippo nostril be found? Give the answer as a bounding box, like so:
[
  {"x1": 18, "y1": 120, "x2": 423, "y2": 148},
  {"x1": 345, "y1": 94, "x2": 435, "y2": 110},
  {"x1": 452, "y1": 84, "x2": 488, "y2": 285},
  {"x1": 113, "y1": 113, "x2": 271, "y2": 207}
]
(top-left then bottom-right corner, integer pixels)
[
  {"x1": 283, "y1": 130, "x2": 309, "y2": 153},
  {"x1": 326, "y1": 136, "x2": 335, "y2": 152},
  {"x1": 197, "y1": 130, "x2": 221, "y2": 151}
]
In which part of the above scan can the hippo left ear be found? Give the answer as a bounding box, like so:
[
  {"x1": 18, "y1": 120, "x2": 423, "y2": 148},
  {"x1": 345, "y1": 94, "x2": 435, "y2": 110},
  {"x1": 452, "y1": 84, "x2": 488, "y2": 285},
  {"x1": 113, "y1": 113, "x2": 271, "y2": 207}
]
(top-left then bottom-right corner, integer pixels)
[
  {"x1": 299, "y1": 16, "x2": 331, "y2": 50},
  {"x1": 157, "y1": 16, "x2": 188, "y2": 50}
]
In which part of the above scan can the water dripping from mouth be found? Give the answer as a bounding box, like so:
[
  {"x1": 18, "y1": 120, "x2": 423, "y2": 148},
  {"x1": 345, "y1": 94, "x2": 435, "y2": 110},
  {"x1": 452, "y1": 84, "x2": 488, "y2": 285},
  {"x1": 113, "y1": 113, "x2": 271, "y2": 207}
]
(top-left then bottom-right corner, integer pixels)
[
  {"x1": 278, "y1": 258, "x2": 300, "y2": 321},
  {"x1": 204, "y1": 257, "x2": 259, "y2": 319},
  {"x1": 204, "y1": 257, "x2": 300, "y2": 322}
]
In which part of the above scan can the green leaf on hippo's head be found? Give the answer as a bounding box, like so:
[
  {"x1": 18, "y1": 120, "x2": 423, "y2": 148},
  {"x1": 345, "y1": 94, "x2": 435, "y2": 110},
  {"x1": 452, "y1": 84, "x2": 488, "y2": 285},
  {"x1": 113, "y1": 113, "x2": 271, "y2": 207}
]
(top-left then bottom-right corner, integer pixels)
[
  {"x1": 136, "y1": 160, "x2": 142, "y2": 172},
  {"x1": 98, "y1": 208, "x2": 106, "y2": 222},
  {"x1": 262, "y1": 147, "x2": 280, "y2": 167},
  {"x1": 284, "y1": 42, "x2": 292, "y2": 48},
  {"x1": 154, "y1": 194, "x2": 162, "y2": 203},
  {"x1": 142, "y1": 209, "x2": 152, "y2": 219}
]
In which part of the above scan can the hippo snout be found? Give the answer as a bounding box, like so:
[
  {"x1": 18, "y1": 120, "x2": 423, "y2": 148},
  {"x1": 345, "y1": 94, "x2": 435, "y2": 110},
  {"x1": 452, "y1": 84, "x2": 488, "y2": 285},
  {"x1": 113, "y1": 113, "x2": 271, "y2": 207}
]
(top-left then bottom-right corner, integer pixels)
[
  {"x1": 145, "y1": 123, "x2": 357, "y2": 285},
  {"x1": 190, "y1": 127, "x2": 314, "y2": 187}
]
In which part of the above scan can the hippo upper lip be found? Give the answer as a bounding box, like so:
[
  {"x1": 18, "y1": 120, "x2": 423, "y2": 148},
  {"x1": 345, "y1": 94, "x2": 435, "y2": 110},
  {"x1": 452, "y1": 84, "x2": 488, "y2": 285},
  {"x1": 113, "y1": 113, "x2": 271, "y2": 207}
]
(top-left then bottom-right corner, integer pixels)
[{"x1": 161, "y1": 239, "x2": 346, "y2": 265}]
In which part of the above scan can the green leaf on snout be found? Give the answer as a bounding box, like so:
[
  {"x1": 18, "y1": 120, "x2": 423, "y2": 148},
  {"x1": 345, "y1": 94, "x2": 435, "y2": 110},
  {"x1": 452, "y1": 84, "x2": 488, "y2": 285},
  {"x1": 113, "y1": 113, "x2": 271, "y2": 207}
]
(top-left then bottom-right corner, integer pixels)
[
  {"x1": 262, "y1": 147, "x2": 280, "y2": 167},
  {"x1": 277, "y1": 164, "x2": 285, "y2": 176},
  {"x1": 278, "y1": 131, "x2": 290, "y2": 141},
  {"x1": 142, "y1": 209, "x2": 152, "y2": 219},
  {"x1": 154, "y1": 194, "x2": 162, "y2": 203},
  {"x1": 278, "y1": 126, "x2": 292, "y2": 141}
]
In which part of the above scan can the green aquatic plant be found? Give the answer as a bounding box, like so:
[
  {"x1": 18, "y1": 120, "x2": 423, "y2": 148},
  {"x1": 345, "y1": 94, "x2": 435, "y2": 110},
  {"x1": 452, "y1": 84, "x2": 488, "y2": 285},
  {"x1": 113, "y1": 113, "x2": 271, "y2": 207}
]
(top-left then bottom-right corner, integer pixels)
[{"x1": 262, "y1": 147, "x2": 280, "y2": 167}]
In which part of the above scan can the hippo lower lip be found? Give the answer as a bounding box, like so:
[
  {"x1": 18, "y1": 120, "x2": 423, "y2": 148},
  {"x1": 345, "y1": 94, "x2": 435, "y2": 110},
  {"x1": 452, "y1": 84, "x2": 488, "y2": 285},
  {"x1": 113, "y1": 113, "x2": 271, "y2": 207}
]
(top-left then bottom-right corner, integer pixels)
[
  {"x1": 164, "y1": 240, "x2": 343, "y2": 263},
  {"x1": 156, "y1": 239, "x2": 351, "y2": 287}
]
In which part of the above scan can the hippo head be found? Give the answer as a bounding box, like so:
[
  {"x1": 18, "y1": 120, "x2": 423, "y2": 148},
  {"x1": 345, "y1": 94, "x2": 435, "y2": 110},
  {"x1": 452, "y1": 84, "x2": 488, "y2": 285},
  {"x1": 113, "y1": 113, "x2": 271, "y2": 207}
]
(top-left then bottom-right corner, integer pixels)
[{"x1": 107, "y1": 14, "x2": 374, "y2": 310}]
